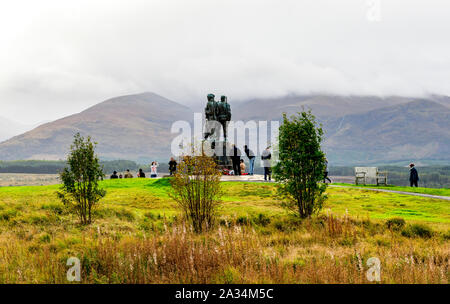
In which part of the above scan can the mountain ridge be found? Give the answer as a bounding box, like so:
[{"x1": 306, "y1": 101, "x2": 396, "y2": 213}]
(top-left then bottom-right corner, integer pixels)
[
  {"x1": 0, "y1": 92, "x2": 448, "y2": 165},
  {"x1": 322, "y1": 99, "x2": 450, "y2": 164},
  {"x1": 0, "y1": 92, "x2": 192, "y2": 161}
]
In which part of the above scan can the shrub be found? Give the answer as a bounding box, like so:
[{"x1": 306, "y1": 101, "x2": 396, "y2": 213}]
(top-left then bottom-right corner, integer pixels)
[
  {"x1": 402, "y1": 224, "x2": 434, "y2": 238},
  {"x1": 57, "y1": 133, "x2": 106, "y2": 225},
  {"x1": 170, "y1": 153, "x2": 222, "y2": 233},
  {"x1": 273, "y1": 111, "x2": 327, "y2": 218},
  {"x1": 386, "y1": 217, "x2": 406, "y2": 231}
]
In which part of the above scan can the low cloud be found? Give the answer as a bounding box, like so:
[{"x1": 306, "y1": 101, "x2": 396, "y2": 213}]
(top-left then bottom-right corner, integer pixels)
[{"x1": 1, "y1": 0, "x2": 449, "y2": 124}]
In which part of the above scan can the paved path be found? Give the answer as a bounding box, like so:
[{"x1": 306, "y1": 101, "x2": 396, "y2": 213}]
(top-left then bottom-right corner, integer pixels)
[
  {"x1": 220, "y1": 174, "x2": 273, "y2": 182},
  {"x1": 219, "y1": 175, "x2": 450, "y2": 201}
]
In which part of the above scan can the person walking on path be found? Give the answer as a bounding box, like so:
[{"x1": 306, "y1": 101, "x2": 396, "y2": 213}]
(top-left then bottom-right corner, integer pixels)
[
  {"x1": 244, "y1": 145, "x2": 255, "y2": 175},
  {"x1": 150, "y1": 161, "x2": 159, "y2": 178},
  {"x1": 261, "y1": 146, "x2": 272, "y2": 181},
  {"x1": 169, "y1": 157, "x2": 177, "y2": 176},
  {"x1": 231, "y1": 144, "x2": 241, "y2": 176},
  {"x1": 409, "y1": 163, "x2": 419, "y2": 187}
]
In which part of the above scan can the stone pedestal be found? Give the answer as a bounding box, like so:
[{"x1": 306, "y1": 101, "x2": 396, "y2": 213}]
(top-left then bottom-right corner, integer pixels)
[{"x1": 202, "y1": 140, "x2": 233, "y2": 170}]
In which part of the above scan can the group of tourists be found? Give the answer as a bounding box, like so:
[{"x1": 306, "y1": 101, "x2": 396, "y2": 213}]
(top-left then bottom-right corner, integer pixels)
[
  {"x1": 109, "y1": 146, "x2": 274, "y2": 181},
  {"x1": 109, "y1": 161, "x2": 163, "y2": 180},
  {"x1": 230, "y1": 144, "x2": 272, "y2": 181},
  {"x1": 110, "y1": 169, "x2": 135, "y2": 179},
  {"x1": 110, "y1": 156, "x2": 420, "y2": 187}
]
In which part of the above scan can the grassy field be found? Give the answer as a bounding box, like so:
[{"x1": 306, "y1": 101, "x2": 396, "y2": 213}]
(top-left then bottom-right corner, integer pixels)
[
  {"x1": 0, "y1": 178, "x2": 448, "y2": 283},
  {"x1": 332, "y1": 183, "x2": 450, "y2": 197}
]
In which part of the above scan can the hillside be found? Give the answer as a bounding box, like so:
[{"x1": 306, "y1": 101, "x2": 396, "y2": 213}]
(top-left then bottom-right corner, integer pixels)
[
  {"x1": 233, "y1": 95, "x2": 450, "y2": 165},
  {"x1": 323, "y1": 100, "x2": 450, "y2": 164},
  {"x1": 0, "y1": 93, "x2": 192, "y2": 162},
  {"x1": 232, "y1": 95, "x2": 414, "y2": 121},
  {"x1": 0, "y1": 93, "x2": 449, "y2": 165}
]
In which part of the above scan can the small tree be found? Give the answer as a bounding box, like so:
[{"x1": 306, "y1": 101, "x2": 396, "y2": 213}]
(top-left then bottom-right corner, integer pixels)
[
  {"x1": 58, "y1": 133, "x2": 106, "y2": 225},
  {"x1": 170, "y1": 153, "x2": 222, "y2": 233},
  {"x1": 273, "y1": 111, "x2": 327, "y2": 218}
]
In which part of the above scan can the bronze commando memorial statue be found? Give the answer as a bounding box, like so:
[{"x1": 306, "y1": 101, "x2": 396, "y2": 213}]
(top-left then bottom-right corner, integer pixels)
[{"x1": 203, "y1": 93, "x2": 233, "y2": 170}]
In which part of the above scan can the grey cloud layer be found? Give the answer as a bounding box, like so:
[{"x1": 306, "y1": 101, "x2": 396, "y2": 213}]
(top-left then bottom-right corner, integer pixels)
[{"x1": 0, "y1": 0, "x2": 449, "y2": 124}]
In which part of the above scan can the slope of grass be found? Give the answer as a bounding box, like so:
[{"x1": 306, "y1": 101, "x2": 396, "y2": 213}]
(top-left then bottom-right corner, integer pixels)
[
  {"x1": 332, "y1": 183, "x2": 450, "y2": 197},
  {"x1": 0, "y1": 178, "x2": 448, "y2": 284}
]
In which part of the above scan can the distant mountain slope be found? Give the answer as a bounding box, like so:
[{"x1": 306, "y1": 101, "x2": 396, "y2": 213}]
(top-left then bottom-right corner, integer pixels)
[
  {"x1": 232, "y1": 95, "x2": 416, "y2": 121},
  {"x1": 0, "y1": 93, "x2": 448, "y2": 165},
  {"x1": 323, "y1": 99, "x2": 450, "y2": 164},
  {"x1": 0, "y1": 93, "x2": 192, "y2": 161},
  {"x1": 233, "y1": 95, "x2": 450, "y2": 165}
]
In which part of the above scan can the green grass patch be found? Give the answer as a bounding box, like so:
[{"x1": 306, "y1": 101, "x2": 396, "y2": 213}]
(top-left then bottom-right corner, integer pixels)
[
  {"x1": 332, "y1": 183, "x2": 450, "y2": 196},
  {"x1": 0, "y1": 178, "x2": 448, "y2": 231}
]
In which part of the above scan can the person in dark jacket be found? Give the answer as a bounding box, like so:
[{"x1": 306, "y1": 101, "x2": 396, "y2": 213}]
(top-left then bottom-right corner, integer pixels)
[
  {"x1": 138, "y1": 169, "x2": 146, "y2": 178},
  {"x1": 244, "y1": 145, "x2": 255, "y2": 175},
  {"x1": 169, "y1": 157, "x2": 177, "y2": 176},
  {"x1": 231, "y1": 144, "x2": 241, "y2": 176},
  {"x1": 110, "y1": 171, "x2": 119, "y2": 179},
  {"x1": 409, "y1": 163, "x2": 419, "y2": 187}
]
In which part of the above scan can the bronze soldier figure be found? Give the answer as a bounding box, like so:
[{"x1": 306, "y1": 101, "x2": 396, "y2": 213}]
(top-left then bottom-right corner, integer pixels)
[
  {"x1": 204, "y1": 93, "x2": 218, "y2": 140},
  {"x1": 218, "y1": 95, "x2": 231, "y2": 141}
]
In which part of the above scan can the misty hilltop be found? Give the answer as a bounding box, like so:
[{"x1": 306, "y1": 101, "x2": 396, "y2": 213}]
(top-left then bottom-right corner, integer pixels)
[
  {"x1": 234, "y1": 95, "x2": 450, "y2": 165},
  {"x1": 0, "y1": 92, "x2": 191, "y2": 162},
  {"x1": 0, "y1": 92, "x2": 448, "y2": 165}
]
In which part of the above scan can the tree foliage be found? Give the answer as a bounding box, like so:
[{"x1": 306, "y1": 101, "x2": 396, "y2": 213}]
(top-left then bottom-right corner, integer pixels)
[
  {"x1": 58, "y1": 133, "x2": 106, "y2": 225},
  {"x1": 273, "y1": 111, "x2": 327, "y2": 218},
  {"x1": 170, "y1": 153, "x2": 222, "y2": 233}
]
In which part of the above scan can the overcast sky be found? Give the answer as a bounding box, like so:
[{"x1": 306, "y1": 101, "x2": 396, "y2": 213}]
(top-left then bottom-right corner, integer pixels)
[{"x1": 0, "y1": 0, "x2": 449, "y2": 124}]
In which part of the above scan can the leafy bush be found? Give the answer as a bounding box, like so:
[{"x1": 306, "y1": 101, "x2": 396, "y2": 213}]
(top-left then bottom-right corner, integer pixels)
[
  {"x1": 385, "y1": 217, "x2": 406, "y2": 231},
  {"x1": 58, "y1": 133, "x2": 106, "y2": 225},
  {"x1": 273, "y1": 111, "x2": 327, "y2": 218},
  {"x1": 170, "y1": 153, "x2": 222, "y2": 233},
  {"x1": 402, "y1": 224, "x2": 433, "y2": 238}
]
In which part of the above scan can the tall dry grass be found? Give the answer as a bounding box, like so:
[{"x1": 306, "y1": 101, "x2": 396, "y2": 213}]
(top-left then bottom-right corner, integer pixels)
[{"x1": 0, "y1": 214, "x2": 447, "y2": 284}]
